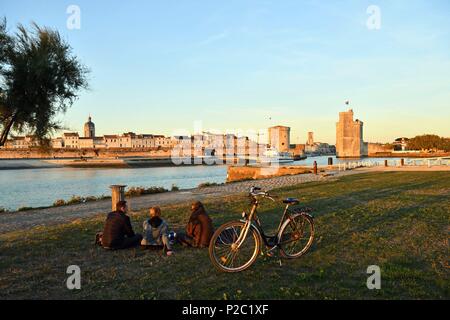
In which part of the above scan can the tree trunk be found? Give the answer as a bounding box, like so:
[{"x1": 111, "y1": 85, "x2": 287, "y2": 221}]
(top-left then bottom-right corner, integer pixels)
[{"x1": 0, "y1": 113, "x2": 17, "y2": 146}]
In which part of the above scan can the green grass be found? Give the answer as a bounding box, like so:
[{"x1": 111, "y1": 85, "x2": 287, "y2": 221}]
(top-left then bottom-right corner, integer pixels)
[{"x1": 0, "y1": 172, "x2": 449, "y2": 299}]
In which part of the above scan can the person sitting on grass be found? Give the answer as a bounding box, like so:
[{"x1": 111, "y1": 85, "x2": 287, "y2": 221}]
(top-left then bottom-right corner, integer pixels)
[
  {"x1": 177, "y1": 201, "x2": 214, "y2": 248},
  {"x1": 141, "y1": 206, "x2": 174, "y2": 256},
  {"x1": 101, "y1": 200, "x2": 142, "y2": 250}
]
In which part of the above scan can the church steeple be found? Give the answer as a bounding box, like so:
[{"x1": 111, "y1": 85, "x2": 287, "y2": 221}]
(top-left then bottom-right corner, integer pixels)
[{"x1": 84, "y1": 115, "x2": 95, "y2": 138}]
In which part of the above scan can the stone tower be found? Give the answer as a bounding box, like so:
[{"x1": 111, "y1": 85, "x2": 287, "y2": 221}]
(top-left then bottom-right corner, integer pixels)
[
  {"x1": 268, "y1": 126, "x2": 290, "y2": 152},
  {"x1": 84, "y1": 115, "x2": 95, "y2": 138},
  {"x1": 307, "y1": 132, "x2": 314, "y2": 146},
  {"x1": 336, "y1": 109, "x2": 368, "y2": 158}
]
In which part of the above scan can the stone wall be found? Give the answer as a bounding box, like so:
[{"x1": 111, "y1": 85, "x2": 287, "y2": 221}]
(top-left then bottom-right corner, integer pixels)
[
  {"x1": 0, "y1": 148, "x2": 172, "y2": 159},
  {"x1": 368, "y1": 143, "x2": 393, "y2": 155},
  {"x1": 227, "y1": 165, "x2": 312, "y2": 182}
]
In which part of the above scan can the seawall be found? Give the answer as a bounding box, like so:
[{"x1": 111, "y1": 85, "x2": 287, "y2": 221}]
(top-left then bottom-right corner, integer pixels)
[
  {"x1": 0, "y1": 148, "x2": 172, "y2": 159},
  {"x1": 227, "y1": 165, "x2": 312, "y2": 182}
]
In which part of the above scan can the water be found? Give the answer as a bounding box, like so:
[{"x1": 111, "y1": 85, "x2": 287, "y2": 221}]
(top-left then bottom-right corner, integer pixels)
[
  {"x1": 0, "y1": 161, "x2": 227, "y2": 210},
  {"x1": 0, "y1": 156, "x2": 408, "y2": 211}
]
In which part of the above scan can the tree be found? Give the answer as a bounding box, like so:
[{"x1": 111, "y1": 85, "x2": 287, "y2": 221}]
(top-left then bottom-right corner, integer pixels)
[
  {"x1": 0, "y1": 18, "x2": 88, "y2": 146},
  {"x1": 407, "y1": 134, "x2": 450, "y2": 152}
]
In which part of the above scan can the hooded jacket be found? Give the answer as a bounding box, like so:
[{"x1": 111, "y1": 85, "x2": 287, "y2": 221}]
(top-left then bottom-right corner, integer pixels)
[
  {"x1": 186, "y1": 202, "x2": 214, "y2": 248},
  {"x1": 141, "y1": 216, "x2": 171, "y2": 248}
]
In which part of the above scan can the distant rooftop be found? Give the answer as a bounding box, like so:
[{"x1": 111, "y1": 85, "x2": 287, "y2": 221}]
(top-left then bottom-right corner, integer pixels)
[{"x1": 269, "y1": 125, "x2": 290, "y2": 129}]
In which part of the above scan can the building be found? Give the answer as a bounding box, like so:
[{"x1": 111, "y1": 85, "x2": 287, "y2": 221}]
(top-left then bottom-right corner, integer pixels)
[
  {"x1": 84, "y1": 116, "x2": 95, "y2": 138},
  {"x1": 103, "y1": 135, "x2": 120, "y2": 148},
  {"x1": 62, "y1": 132, "x2": 79, "y2": 149},
  {"x1": 1, "y1": 114, "x2": 255, "y2": 154},
  {"x1": 268, "y1": 126, "x2": 290, "y2": 152},
  {"x1": 78, "y1": 137, "x2": 94, "y2": 149},
  {"x1": 51, "y1": 138, "x2": 64, "y2": 149},
  {"x1": 307, "y1": 132, "x2": 314, "y2": 146},
  {"x1": 304, "y1": 132, "x2": 334, "y2": 155},
  {"x1": 306, "y1": 142, "x2": 335, "y2": 155},
  {"x1": 368, "y1": 142, "x2": 393, "y2": 155},
  {"x1": 393, "y1": 137, "x2": 409, "y2": 151},
  {"x1": 153, "y1": 135, "x2": 172, "y2": 148},
  {"x1": 336, "y1": 109, "x2": 368, "y2": 158},
  {"x1": 289, "y1": 144, "x2": 306, "y2": 159}
]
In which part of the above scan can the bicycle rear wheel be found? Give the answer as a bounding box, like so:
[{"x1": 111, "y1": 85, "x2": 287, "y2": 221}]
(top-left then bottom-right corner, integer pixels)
[
  {"x1": 279, "y1": 214, "x2": 314, "y2": 259},
  {"x1": 209, "y1": 221, "x2": 261, "y2": 273}
]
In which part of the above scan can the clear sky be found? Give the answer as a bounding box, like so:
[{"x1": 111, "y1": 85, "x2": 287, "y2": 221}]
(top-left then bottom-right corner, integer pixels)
[{"x1": 2, "y1": 0, "x2": 450, "y2": 144}]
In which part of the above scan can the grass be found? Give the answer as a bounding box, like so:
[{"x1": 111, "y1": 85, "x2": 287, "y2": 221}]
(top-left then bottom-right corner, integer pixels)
[{"x1": 0, "y1": 172, "x2": 449, "y2": 300}]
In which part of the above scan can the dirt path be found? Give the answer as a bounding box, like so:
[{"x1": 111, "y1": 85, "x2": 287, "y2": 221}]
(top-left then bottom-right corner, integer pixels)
[{"x1": 0, "y1": 170, "x2": 367, "y2": 234}]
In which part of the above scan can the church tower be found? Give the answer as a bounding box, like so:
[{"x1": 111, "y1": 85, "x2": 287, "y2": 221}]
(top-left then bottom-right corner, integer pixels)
[{"x1": 84, "y1": 115, "x2": 95, "y2": 138}]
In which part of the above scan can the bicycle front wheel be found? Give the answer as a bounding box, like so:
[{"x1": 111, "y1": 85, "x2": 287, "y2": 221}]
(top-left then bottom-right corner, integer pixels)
[
  {"x1": 279, "y1": 214, "x2": 314, "y2": 259},
  {"x1": 209, "y1": 221, "x2": 261, "y2": 273}
]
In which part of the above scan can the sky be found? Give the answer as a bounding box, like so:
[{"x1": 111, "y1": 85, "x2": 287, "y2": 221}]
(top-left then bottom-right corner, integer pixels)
[{"x1": 2, "y1": 0, "x2": 450, "y2": 144}]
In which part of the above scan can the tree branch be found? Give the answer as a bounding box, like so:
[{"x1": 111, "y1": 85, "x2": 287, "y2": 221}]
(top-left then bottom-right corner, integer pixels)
[{"x1": 0, "y1": 112, "x2": 17, "y2": 146}]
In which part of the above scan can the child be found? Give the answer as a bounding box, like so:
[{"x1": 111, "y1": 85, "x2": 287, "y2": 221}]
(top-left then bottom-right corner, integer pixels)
[{"x1": 141, "y1": 206, "x2": 173, "y2": 256}]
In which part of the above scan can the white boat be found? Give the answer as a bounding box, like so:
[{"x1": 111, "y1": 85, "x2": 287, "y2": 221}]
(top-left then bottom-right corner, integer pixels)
[
  {"x1": 236, "y1": 147, "x2": 295, "y2": 164},
  {"x1": 260, "y1": 147, "x2": 295, "y2": 164}
]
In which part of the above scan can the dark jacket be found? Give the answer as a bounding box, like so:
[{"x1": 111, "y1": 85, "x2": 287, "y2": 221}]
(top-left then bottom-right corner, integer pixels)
[
  {"x1": 186, "y1": 205, "x2": 214, "y2": 248},
  {"x1": 102, "y1": 211, "x2": 135, "y2": 248}
]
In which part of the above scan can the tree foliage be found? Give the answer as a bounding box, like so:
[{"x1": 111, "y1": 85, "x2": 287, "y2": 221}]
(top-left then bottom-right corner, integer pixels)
[
  {"x1": 0, "y1": 18, "x2": 88, "y2": 146},
  {"x1": 407, "y1": 134, "x2": 450, "y2": 152}
]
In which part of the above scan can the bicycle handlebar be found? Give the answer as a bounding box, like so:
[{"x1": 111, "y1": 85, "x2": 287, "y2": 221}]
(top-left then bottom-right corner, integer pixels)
[{"x1": 249, "y1": 186, "x2": 275, "y2": 202}]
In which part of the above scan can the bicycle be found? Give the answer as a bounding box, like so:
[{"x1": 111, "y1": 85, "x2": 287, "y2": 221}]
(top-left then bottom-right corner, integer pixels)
[{"x1": 209, "y1": 186, "x2": 315, "y2": 273}]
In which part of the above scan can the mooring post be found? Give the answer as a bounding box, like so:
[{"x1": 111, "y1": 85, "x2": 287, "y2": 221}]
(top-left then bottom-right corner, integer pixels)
[
  {"x1": 384, "y1": 160, "x2": 388, "y2": 167},
  {"x1": 401, "y1": 158, "x2": 405, "y2": 166},
  {"x1": 328, "y1": 157, "x2": 333, "y2": 167},
  {"x1": 313, "y1": 161, "x2": 318, "y2": 175},
  {"x1": 110, "y1": 185, "x2": 127, "y2": 211}
]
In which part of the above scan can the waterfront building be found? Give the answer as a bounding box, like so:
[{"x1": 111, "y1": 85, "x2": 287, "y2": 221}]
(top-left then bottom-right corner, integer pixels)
[
  {"x1": 153, "y1": 135, "x2": 172, "y2": 148},
  {"x1": 2, "y1": 139, "x2": 14, "y2": 149},
  {"x1": 336, "y1": 109, "x2": 368, "y2": 158},
  {"x1": 2, "y1": 135, "x2": 32, "y2": 149},
  {"x1": 132, "y1": 134, "x2": 153, "y2": 148},
  {"x1": 62, "y1": 132, "x2": 80, "y2": 149},
  {"x1": 51, "y1": 138, "x2": 64, "y2": 149},
  {"x1": 368, "y1": 142, "x2": 393, "y2": 155},
  {"x1": 393, "y1": 137, "x2": 410, "y2": 151},
  {"x1": 103, "y1": 135, "x2": 120, "y2": 148},
  {"x1": 93, "y1": 137, "x2": 106, "y2": 149},
  {"x1": 1, "y1": 117, "x2": 256, "y2": 154},
  {"x1": 268, "y1": 126, "x2": 291, "y2": 152},
  {"x1": 289, "y1": 144, "x2": 306, "y2": 159},
  {"x1": 79, "y1": 137, "x2": 94, "y2": 149}
]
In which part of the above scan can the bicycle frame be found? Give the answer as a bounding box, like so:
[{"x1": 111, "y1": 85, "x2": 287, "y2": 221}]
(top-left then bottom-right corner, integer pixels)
[{"x1": 236, "y1": 196, "x2": 299, "y2": 249}]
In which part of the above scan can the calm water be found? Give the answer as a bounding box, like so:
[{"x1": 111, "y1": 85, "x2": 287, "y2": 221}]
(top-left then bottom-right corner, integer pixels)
[{"x1": 0, "y1": 156, "x2": 406, "y2": 210}]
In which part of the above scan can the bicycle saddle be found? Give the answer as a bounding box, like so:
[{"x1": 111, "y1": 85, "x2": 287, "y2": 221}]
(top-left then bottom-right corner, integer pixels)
[{"x1": 283, "y1": 198, "x2": 299, "y2": 205}]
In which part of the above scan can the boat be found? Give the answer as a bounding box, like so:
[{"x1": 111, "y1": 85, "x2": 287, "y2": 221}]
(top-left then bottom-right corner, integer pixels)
[{"x1": 259, "y1": 147, "x2": 295, "y2": 164}]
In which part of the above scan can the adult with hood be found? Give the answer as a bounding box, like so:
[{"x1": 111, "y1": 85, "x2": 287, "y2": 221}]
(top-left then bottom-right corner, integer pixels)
[{"x1": 178, "y1": 201, "x2": 214, "y2": 248}]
